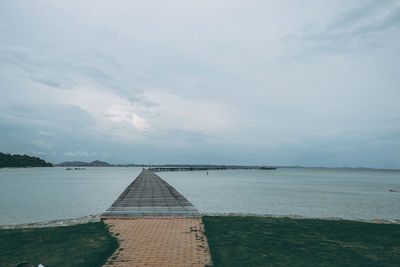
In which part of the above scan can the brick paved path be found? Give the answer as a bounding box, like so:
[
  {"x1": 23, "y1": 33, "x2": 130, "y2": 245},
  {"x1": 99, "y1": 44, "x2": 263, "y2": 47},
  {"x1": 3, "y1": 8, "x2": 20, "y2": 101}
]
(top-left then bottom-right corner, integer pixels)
[{"x1": 103, "y1": 217, "x2": 212, "y2": 267}]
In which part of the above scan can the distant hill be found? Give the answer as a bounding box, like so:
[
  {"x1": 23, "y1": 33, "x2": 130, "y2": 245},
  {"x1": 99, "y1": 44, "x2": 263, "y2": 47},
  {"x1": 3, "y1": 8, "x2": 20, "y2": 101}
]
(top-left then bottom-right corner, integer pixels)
[
  {"x1": 89, "y1": 160, "x2": 113, "y2": 167},
  {"x1": 57, "y1": 160, "x2": 113, "y2": 167},
  {"x1": 0, "y1": 152, "x2": 53, "y2": 168}
]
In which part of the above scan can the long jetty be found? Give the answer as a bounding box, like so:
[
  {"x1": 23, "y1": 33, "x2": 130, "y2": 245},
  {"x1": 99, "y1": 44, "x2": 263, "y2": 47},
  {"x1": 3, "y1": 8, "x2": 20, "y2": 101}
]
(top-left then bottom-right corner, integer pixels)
[
  {"x1": 103, "y1": 169, "x2": 200, "y2": 217},
  {"x1": 149, "y1": 166, "x2": 277, "y2": 172}
]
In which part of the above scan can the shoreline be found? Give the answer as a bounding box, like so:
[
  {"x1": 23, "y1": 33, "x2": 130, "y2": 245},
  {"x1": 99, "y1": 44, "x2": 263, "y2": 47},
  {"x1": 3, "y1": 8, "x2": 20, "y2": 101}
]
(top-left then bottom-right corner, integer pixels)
[
  {"x1": 1, "y1": 213, "x2": 398, "y2": 229},
  {"x1": 202, "y1": 213, "x2": 400, "y2": 224},
  {"x1": 0, "y1": 214, "x2": 101, "y2": 229}
]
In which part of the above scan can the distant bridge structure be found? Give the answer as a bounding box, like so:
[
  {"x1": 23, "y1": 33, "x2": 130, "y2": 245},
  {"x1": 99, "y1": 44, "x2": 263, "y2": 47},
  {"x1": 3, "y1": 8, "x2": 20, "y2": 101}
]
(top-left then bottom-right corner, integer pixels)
[{"x1": 149, "y1": 166, "x2": 277, "y2": 172}]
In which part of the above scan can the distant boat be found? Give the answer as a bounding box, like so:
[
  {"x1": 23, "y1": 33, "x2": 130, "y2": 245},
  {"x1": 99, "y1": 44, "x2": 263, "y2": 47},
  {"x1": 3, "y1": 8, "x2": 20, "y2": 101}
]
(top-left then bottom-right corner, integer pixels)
[{"x1": 260, "y1": 167, "x2": 277, "y2": 170}]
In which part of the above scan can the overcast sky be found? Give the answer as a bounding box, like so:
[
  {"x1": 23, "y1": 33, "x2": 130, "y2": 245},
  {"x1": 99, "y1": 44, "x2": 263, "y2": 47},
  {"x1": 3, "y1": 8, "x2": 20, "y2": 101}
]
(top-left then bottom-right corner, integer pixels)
[{"x1": 0, "y1": 0, "x2": 399, "y2": 168}]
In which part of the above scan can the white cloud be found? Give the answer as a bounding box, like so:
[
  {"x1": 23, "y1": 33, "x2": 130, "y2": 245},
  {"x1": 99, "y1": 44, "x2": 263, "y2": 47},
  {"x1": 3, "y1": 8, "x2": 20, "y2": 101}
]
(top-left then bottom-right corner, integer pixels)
[
  {"x1": 63, "y1": 151, "x2": 89, "y2": 157},
  {"x1": 104, "y1": 103, "x2": 148, "y2": 130},
  {"x1": 48, "y1": 85, "x2": 151, "y2": 139},
  {"x1": 143, "y1": 90, "x2": 231, "y2": 135},
  {"x1": 44, "y1": 83, "x2": 230, "y2": 143},
  {"x1": 38, "y1": 129, "x2": 55, "y2": 136},
  {"x1": 31, "y1": 140, "x2": 53, "y2": 151},
  {"x1": 130, "y1": 114, "x2": 148, "y2": 131}
]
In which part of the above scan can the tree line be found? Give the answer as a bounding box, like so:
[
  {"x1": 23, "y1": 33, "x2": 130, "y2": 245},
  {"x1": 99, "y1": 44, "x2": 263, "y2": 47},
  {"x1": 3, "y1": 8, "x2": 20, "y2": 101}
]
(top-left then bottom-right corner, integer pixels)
[{"x1": 0, "y1": 152, "x2": 53, "y2": 168}]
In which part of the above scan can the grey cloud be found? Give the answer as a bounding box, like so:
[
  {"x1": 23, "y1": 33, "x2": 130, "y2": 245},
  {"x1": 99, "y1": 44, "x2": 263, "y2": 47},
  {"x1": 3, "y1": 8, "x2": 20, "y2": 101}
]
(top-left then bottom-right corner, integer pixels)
[
  {"x1": 284, "y1": 0, "x2": 400, "y2": 57},
  {"x1": 330, "y1": 0, "x2": 393, "y2": 29},
  {"x1": 63, "y1": 151, "x2": 93, "y2": 157},
  {"x1": 0, "y1": 45, "x2": 153, "y2": 110},
  {"x1": 0, "y1": 103, "x2": 98, "y2": 161},
  {"x1": 0, "y1": 23, "x2": 10, "y2": 30},
  {"x1": 0, "y1": 103, "x2": 95, "y2": 129},
  {"x1": 1, "y1": 0, "x2": 399, "y2": 168},
  {"x1": 0, "y1": 46, "x2": 107, "y2": 90},
  {"x1": 330, "y1": 1, "x2": 400, "y2": 38}
]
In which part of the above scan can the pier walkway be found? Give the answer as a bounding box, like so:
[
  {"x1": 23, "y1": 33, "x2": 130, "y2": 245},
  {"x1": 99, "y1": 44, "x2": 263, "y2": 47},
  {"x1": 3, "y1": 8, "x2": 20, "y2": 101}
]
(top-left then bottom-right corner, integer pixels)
[
  {"x1": 103, "y1": 169, "x2": 199, "y2": 217},
  {"x1": 149, "y1": 165, "x2": 277, "y2": 172},
  {"x1": 102, "y1": 169, "x2": 211, "y2": 267}
]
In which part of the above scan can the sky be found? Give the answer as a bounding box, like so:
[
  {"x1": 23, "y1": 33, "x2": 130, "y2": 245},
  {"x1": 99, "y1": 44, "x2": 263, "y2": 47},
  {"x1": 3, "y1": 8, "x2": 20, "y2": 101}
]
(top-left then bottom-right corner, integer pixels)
[{"x1": 0, "y1": 0, "x2": 399, "y2": 168}]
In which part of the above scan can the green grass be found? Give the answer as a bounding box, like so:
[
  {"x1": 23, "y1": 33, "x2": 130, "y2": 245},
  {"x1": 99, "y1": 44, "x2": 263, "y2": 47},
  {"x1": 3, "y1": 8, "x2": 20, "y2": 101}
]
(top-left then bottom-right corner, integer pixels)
[
  {"x1": 0, "y1": 222, "x2": 118, "y2": 267},
  {"x1": 203, "y1": 216, "x2": 400, "y2": 267}
]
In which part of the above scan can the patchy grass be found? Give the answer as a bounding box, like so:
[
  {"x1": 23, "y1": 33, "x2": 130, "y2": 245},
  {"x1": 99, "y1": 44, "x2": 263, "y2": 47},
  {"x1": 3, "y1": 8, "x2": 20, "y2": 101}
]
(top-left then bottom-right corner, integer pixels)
[
  {"x1": 203, "y1": 216, "x2": 400, "y2": 267},
  {"x1": 0, "y1": 222, "x2": 118, "y2": 267}
]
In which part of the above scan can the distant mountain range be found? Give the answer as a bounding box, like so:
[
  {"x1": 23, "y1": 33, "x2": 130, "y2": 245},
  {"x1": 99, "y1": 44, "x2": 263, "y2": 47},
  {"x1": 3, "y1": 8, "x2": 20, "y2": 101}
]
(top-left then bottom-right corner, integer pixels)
[{"x1": 56, "y1": 160, "x2": 113, "y2": 167}]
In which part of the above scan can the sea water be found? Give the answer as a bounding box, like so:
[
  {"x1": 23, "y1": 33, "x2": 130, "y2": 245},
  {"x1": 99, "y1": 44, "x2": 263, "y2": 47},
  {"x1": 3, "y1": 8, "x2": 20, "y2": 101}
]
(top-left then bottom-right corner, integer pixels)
[{"x1": 0, "y1": 167, "x2": 399, "y2": 225}]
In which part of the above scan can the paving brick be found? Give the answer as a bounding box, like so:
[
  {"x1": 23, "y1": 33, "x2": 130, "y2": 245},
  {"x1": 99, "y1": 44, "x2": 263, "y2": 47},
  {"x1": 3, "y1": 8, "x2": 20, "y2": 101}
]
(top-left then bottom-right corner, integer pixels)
[{"x1": 102, "y1": 217, "x2": 212, "y2": 266}]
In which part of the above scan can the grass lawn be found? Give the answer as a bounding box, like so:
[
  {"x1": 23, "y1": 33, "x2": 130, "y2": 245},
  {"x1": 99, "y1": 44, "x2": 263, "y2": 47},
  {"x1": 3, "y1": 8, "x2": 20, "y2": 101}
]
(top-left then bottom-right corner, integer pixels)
[
  {"x1": 0, "y1": 222, "x2": 118, "y2": 267},
  {"x1": 203, "y1": 216, "x2": 400, "y2": 267}
]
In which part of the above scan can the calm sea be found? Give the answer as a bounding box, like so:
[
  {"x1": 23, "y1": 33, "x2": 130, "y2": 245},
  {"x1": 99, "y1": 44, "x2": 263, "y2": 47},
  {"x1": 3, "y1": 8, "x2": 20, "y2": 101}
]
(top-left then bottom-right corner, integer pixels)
[{"x1": 0, "y1": 167, "x2": 399, "y2": 225}]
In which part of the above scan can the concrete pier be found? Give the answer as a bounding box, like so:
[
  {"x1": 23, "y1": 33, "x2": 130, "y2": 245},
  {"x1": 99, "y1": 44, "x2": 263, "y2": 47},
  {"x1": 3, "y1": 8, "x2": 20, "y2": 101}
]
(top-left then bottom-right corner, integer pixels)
[
  {"x1": 149, "y1": 166, "x2": 277, "y2": 172},
  {"x1": 103, "y1": 169, "x2": 200, "y2": 217}
]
